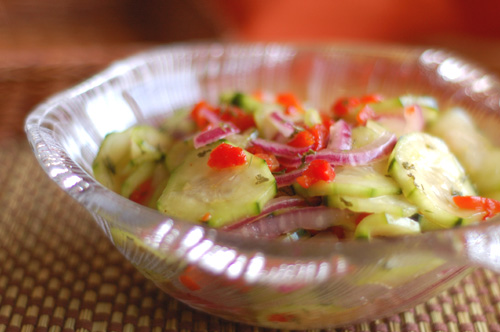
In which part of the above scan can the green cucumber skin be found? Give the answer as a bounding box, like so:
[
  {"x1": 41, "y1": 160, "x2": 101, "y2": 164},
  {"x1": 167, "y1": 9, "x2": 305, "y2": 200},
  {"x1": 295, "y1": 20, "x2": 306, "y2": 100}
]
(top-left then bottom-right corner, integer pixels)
[
  {"x1": 325, "y1": 194, "x2": 418, "y2": 217},
  {"x1": 293, "y1": 165, "x2": 401, "y2": 199}
]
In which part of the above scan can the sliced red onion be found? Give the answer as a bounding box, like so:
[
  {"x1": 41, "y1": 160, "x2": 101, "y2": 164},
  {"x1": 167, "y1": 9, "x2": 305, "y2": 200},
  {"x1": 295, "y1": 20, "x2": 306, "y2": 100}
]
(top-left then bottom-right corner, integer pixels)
[
  {"x1": 327, "y1": 120, "x2": 352, "y2": 151},
  {"x1": 403, "y1": 104, "x2": 425, "y2": 133},
  {"x1": 269, "y1": 111, "x2": 296, "y2": 138},
  {"x1": 199, "y1": 107, "x2": 221, "y2": 126},
  {"x1": 222, "y1": 195, "x2": 316, "y2": 230},
  {"x1": 251, "y1": 138, "x2": 312, "y2": 157},
  {"x1": 277, "y1": 130, "x2": 397, "y2": 168},
  {"x1": 193, "y1": 123, "x2": 240, "y2": 149},
  {"x1": 274, "y1": 167, "x2": 306, "y2": 187},
  {"x1": 229, "y1": 206, "x2": 357, "y2": 238}
]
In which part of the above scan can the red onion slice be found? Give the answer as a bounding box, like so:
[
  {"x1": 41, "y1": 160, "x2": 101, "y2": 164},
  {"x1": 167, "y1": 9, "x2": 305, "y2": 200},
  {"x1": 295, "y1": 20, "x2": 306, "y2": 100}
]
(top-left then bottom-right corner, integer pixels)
[
  {"x1": 269, "y1": 111, "x2": 296, "y2": 138},
  {"x1": 193, "y1": 123, "x2": 240, "y2": 149},
  {"x1": 327, "y1": 120, "x2": 352, "y2": 151},
  {"x1": 229, "y1": 206, "x2": 357, "y2": 238},
  {"x1": 222, "y1": 195, "x2": 313, "y2": 230},
  {"x1": 277, "y1": 130, "x2": 397, "y2": 168},
  {"x1": 274, "y1": 167, "x2": 306, "y2": 187},
  {"x1": 403, "y1": 104, "x2": 425, "y2": 133},
  {"x1": 251, "y1": 138, "x2": 312, "y2": 157},
  {"x1": 198, "y1": 107, "x2": 221, "y2": 126}
]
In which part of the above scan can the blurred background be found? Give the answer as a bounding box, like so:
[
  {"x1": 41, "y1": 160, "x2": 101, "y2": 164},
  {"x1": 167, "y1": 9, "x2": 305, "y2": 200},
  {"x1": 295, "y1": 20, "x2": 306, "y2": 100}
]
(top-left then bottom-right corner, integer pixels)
[{"x1": 1, "y1": 0, "x2": 500, "y2": 139}]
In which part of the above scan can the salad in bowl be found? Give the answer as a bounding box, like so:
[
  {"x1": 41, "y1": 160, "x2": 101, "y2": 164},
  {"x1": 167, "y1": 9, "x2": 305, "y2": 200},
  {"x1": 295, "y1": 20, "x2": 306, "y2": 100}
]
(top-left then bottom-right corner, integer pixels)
[{"x1": 25, "y1": 43, "x2": 500, "y2": 329}]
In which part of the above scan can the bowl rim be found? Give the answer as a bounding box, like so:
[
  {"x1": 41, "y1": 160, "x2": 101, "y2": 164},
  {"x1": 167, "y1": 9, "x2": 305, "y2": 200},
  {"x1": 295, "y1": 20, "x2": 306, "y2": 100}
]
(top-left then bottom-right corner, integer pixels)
[{"x1": 24, "y1": 41, "x2": 500, "y2": 275}]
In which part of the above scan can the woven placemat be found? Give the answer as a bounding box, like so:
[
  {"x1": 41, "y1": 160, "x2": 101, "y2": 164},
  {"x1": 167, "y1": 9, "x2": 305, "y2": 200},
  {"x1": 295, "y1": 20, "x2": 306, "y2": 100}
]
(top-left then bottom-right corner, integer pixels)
[{"x1": 1, "y1": 139, "x2": 500, "y2": 332}]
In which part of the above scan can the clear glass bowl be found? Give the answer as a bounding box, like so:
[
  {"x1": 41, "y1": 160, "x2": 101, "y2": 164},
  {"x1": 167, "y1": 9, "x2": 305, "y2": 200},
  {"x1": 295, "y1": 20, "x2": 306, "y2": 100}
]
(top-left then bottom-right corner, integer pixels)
[{"x1": 25, "y1": 43, "x2": 500, "y2": 329}]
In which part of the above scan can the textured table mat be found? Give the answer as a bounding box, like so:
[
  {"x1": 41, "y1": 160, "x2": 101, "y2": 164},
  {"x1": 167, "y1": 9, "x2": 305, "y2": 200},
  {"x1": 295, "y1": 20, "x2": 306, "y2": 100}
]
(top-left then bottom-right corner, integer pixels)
[
  {"x1": 2, "y1": 139, "x2": 500, "y2": 332},
  {"x1": 3, "y1": 42, "x2": 500, "y2": 332}
]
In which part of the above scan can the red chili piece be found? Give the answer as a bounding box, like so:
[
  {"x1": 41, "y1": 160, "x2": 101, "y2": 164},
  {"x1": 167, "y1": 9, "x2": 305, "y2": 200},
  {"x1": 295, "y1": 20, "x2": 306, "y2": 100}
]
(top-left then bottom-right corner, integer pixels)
[
  {"x1": 331, "y1": 97, "x2": 360, "y2": 117},
  {"x1": 287, "y1": 130, "x2": 315, "y2": 148},
  {"x1": 190, "y1": 101, "x2": 218, "y2": 130},
  {"x1": 276, "y1": 92, "x2": 303, "y2": 112},
  {"x1": 207, "y1": 143, "x2": 247, "y2": 169},
  {"x1": 296, "y1": 159, "x2": 335, "y2": 189},
  {"x1": 129, "y1": 178, "x2": 153, "y2": 206},
  {"x1": 219, "y1": 106, "x2": 256, "y2": 131},
  {"x1": 453, "y1": 196, "x2": 500, "y2": 220},
  {"x1": 356, "y1": 105, "x2": 376, "y2": 126}
]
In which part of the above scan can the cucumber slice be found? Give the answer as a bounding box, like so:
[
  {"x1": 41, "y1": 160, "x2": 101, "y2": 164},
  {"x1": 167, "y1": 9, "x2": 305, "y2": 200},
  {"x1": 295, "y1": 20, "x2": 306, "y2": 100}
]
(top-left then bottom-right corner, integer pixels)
[
  {"x1": 387, "y1": 132, "x2": 478, "y2": 228},
  {"x1": 121, "y1": 161, "x2": 156, "y2": 198},
  {"x1": 157, "y1": 143, "x2": 277, "y2": 227},
  {"x1": 165, "y1": 139, "x2": 194, "y2": 172},
  {"x1": 219, "y1": 91, "x2": 261, "y2": 112},
  {"x1": 129, "y1": 125, "x2": 171, "y2": 165},
  {"x1": 93, "y1": 125, "x2": 171, "y2": 193},
  {"x1": 429, "y1": 107, "x2": 500, "y2": 194},
  {"x1": 293, "y1": 165, "x2": 401, "y2": 198},
  {"x1": 304, "y1": 108, "x2": 322, "y2": 127},
  {"x1": 326, "y1": 194, "x2": 418, "y2": 217},
  {"x1": 159, "y1": 108, "x2": 197, "y2": 137},
  {"x1": 93, "y1": 130, "x2": 134, "y2": 193},
  {"x1": 351, "y1": 125, "x2": 382, "y2": 149},
  {"x1": 355, "y1": 213, "x2": 421, "y2": 239},
  {"x1": 371, "y1": 95, "x2": 439, "y2": 123}
]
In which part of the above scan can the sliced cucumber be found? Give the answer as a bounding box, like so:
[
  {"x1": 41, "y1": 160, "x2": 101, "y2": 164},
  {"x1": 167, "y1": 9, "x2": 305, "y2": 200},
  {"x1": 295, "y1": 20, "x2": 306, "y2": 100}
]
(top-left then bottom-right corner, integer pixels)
[
  {"x1": 354, "y1": 213, "x2": 421, "y2": 239},
  {"x1": 165, "y1": 139, "x2": 195, "y2": 172},
  {"x1": 129, "y1": 125, "x2": 171, "y2": 165},
  {"x1": 429, "y1": 107, "x2": 500, "y2": 194},
  {"x1": 219, "y1": 91, "x2": 261, "y2": 112},
  {"x1": 371, "y1": 95, "x2": 439, "y2": 123},
  {"x1": 224, "y1": 128, "x2": 259, "y2": 149},
  {"x1": 159, "y1": 107, "x2": 197, "y2": 137},
  {"x1": 350, "y1": 125, "x2": 382, "y2": 149},
  {"x1": 387, "y1": 132, "x2": 478, "y2": 228},
  {"x1": 121, "y1": 161, "x2": 156, "y2": 198},
  {"x1": 304, "y1": 108, "x2": 322, "y2": 127},
  {"x1": 93, "y1": 130, "x2": 134, "y2": 193},
  {"x1": 326, "y1": 194, "x2": 418, "y2": 217},
  {"x1": 93, "y1": 125, "x2": 171, "y2": 193},
  {"x1": 293, "y1": 165, "x2": 400, "y2": 198},
  {"x1": 157, "y1": 143, "x2": 277, "y2": 227}
]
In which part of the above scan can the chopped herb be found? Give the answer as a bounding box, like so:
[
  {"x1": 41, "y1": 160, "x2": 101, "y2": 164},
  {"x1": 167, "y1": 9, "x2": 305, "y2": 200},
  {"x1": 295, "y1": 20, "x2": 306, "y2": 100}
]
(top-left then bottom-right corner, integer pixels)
[
  {"x1": 198, "y1": 149, "x2": 212, "y2": 157},
  {"x1": 255, "y1": 174, "x2": 269, "y2": 184}
]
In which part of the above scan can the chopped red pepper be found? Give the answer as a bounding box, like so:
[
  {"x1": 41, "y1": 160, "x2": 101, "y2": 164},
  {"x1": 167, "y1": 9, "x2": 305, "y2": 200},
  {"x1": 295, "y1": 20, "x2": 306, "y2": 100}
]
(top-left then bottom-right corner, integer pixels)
[
  {"x1": 287, "y1": 130, "x2": 315, "y2": 148},
  {"x1": 356, "y1": 105, "x2": 376, "y2": 126},
  {"x1": 255, "y1": 153, "x2": 280, "y2": 172},
  {"x1": 200, "y1": 212, "x2": 211, "y2": 222},
  {"x1": 320, "y1": 112, "x2": 335, "y2": 129},
  {"x1": 330, "y1": 225, "x2": 346, "y2": 239},
  {"x1": 129, "y1": 178, "x2": 153, "y2": 206},
  {"x1": 360, "y1": 93, "x2": 384, "y2": 104},
  {"x1": 207, "y1": 143, "x2": 247, "y2": 169},
  {"x1": 219, "y1": 106, "x2": 256, "y2": 131},
  {"x1": 276, "y1": 92, "x2": 303, "y2": 113},
  {"x1": 267, "y1": 313, "x2": 296, "y2": 323},
  {"x1": 354, "y1": 212, "x2": 371, "y2": 225},
  {"x1": 453, "y1": 196, "x2": 500, "y2": 220},
  {"x1": 296, "y1": 159, "x2": 335, "y2": 189},
  {"x1": 307, "y1": 123, "x2": 329, "y2": 151},
  {"x1": 179, "y1": 266, "x2": 202, "y2": 291},
  {"x1": 190, "y1": 101, "x2": 218, "y2": 130},
  {"x1": 331, "y1": 97, "x2": 360, "y2": 117}
]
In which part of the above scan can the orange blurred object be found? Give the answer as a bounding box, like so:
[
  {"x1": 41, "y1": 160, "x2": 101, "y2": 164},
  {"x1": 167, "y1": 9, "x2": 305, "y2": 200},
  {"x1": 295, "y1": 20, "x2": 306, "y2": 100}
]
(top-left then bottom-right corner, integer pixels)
[{"x1": 211, "y1": 0, "x2": 500, "y2": 43}]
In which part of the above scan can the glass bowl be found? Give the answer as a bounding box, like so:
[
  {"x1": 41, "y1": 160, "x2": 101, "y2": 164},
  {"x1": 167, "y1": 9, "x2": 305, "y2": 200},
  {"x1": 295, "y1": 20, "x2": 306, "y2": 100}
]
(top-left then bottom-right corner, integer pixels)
[{"x1": 25, "y1": 43, "x2": 500, "y2": 329}]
